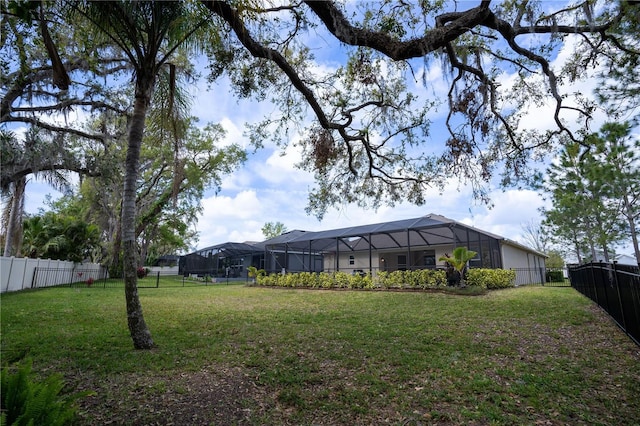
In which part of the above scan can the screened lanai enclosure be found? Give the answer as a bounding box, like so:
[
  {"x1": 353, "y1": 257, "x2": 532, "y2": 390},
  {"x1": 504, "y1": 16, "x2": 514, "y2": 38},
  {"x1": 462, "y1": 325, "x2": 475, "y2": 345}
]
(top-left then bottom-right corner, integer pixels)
[
  {"x1": 179, "y1": 242, "x2": 263, "y2": 278},
  {"x1": 263, "y1": 214, "x2": 505, "y2": 275},
  {"x1": 178, "y1": 231, "x2": 325, "y2": 278},
  {"x1": 179, "y1": 215, "x2": 540, "y2": 279}
]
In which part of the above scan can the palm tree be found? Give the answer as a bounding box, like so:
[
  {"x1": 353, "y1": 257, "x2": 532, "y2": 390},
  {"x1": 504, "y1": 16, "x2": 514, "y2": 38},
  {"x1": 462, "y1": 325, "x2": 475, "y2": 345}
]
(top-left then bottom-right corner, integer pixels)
[
  {"x1": 439, "y1": 247, "x2": 478, "y2": 287},
  {"x1": 75, "y1": 2, "x2": 211, "y2": 349},
  {"x1": 21, "y1": 216, "x2": 46, "y2": 259},
  {"x1": 2, "y1": 177, "x2": 26, "y2": 257},
  {"x1": 1, "y1": 128, "x2": 73, "y2": 257}
]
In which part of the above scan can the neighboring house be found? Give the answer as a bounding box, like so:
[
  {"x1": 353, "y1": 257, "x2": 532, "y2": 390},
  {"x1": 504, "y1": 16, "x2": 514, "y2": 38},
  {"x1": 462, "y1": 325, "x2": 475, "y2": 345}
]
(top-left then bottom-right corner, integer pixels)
[
  {"x1": 150, "y1": 254, "x2": 180, "y2": 267},
  {"x1": 614, "y1": 253, "x2": 638, "y2": 266},
  {"x1": 180, "y1": 214, "x2": 547, "y2": 284},
  {"x1": 179, "y1": 242, "x2": 264, "y2": 278}
]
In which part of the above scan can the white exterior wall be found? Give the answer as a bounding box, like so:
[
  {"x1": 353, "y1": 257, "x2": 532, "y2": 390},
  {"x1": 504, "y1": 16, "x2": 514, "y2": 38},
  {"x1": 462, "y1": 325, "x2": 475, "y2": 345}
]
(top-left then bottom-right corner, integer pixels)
[
  {"x1": 323, "y1": 252, "x2": 378, "y2": 272},
  {"x1": 325, "y1": 245, "x2": 455, "y2": 273},
  {"x1": 432, "y1": 247, "x2": 455, "y2": 267},
  {"x1": 500, "y1": 243, "x2": 545, "y2": 269},
  {"x1": 323, "y1": 244, "x2": 546, "y2": 271},
  {"x1": 500, "y1": 242, "x2": 546, "y2": 285},
  {"x1": 335, "y1": 252, "x2": 381, "y2": 272},
  {"x1": 146, "y1": 266, "x2": 180, "y2": 275}
]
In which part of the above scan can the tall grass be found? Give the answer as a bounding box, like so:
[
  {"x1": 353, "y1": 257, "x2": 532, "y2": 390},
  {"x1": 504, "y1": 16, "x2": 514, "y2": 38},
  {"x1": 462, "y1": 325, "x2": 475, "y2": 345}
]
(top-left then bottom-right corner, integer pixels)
[{"x1": 1, "y1": 284, "x2": 639, "y2": 425}]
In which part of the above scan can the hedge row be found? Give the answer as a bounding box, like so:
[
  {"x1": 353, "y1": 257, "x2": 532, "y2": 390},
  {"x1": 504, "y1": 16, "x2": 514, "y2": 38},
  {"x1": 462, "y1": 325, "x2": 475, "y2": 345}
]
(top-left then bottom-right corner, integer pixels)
[
  {"x1": 254, "y1": 268, "x2": 516, "y2": 290},
  {"x1": 465, "y1": 268, "x2": 516, "y2": 289},
  {"x1": 256, "y1": 271, "x2": 376, "y2": 289},
  {"x1": 376, "y1": 270, "x2": 447, "y2": 289}
]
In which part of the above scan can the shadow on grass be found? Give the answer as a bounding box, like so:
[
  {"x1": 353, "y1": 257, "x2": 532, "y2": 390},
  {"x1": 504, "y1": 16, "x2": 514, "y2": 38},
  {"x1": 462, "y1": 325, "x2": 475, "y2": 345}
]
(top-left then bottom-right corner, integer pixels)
[{"x1": 439, "y1": 285, "x2": 487, "y2": 296}]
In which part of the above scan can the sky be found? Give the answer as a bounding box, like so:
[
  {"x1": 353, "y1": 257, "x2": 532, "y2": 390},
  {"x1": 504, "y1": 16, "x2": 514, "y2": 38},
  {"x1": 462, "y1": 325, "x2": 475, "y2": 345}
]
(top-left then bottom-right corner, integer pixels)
[
  {"x1": 186, "y1": 75, "x2": 552, "y2": 250},
  {"x1": 15, "y1": 2, "x2": 637, "y2": 257}
]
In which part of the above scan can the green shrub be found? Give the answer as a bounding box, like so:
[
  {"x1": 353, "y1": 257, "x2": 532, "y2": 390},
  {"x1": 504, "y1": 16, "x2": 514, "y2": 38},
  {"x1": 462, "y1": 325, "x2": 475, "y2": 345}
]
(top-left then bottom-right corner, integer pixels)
[
  {"x1": 374, "y1": 269, "x2": 446, "y2": 289},
  {"x1": 546, "y1": 270, "x2": 564, "y2": 283},
  {"x1": 374, "y1": 271, "x2": 389, "y2": 288},
  {"x1": 294, "y1": 272, "x2": 314, "y2": 288},
  {"x1": 318, "y1": 272, "x2": 333, "y2": 288},
  {"x1": 415, "y1": 269, "x2": 447, "y2": 289},
  {"x1": 254, "y1": 269, "x2": 444, "y2": 291},
  {"x1": 347, "y1": 272, "x2": 373, "y2": 289},
  {"x1": 466, "y1": 268, "x2": 516, "y2": 289},
  {"x1": 247, "y1": 266, "x2": 258, "y2": 280},
  {"x1": 386, "y1": 271, "x2": 406, "y2": 288},
  {"x1": 333, "y1": 272, "x2": 350, "y2": 288},
  {"x1": 405, "y1": 270, "x2": 421, "y2": 288},
  {"x1": 257, "y1": 273, "x2": 280, "y2": 287},
  {"x1": 280, "y1": 273, "x2": 297, "y2": 288},
  {"x1": 1, "y1": 360, "x2": 92, "y2": 426}
]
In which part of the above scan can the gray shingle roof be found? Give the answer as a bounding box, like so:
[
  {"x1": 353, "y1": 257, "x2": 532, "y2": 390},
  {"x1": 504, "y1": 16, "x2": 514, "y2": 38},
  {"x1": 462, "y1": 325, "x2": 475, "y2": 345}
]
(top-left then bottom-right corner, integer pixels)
[{"x1": 263, "y1": 214, "x2": 505, "y2": 253}]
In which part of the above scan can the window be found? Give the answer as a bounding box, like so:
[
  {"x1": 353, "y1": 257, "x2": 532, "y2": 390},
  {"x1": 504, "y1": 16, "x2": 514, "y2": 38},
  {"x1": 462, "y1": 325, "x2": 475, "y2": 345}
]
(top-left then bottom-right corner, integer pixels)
[
  {"x1": 468, "y1": 244, "x2": 481, "y2": 268},
  {"x1": 349, "y1": 255, "x2": 355, "y2": 265},
  {"x1": 423, "y1": 250, "x2": 436, "y2": 266},
  {"x1": 398, "y1": 255, "x2": 407, "y2": 270}
]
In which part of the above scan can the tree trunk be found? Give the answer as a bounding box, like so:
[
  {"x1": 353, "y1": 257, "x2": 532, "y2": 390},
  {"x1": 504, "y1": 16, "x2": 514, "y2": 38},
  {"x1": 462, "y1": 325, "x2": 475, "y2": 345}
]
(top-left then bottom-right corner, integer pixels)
[
  {"x1": 122, "y1": 86, "x2": 154, "y2": 350},
  {"x1": 571, "y1": 230, "x2": 583, "y2": 264},
  {"x1": 589, "y1": 241, "x2": 597, "y2": 262},
  {"x1": 108, "y1": 200, "x2": 124, "y2": 278},
  {"x1": 110, "y1": 226, "x2": 123, "y2": 277},
  {"x1": 622, "y1": 194, "x2": 640, "y2": 266},
  {"x1": 3, "y1": 178, "x2": 26, "y2": 257}
]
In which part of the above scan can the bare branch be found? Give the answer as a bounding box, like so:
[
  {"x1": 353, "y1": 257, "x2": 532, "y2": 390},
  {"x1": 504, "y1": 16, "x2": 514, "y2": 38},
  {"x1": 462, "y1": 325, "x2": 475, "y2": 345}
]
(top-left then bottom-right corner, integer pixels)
[
  {"x1": 303, "y1": 0, "x2": 493, "y2": 60},
  {"x1": 12, "y1": 99, "x2": 128, "y2": 116},
  {"x1": 1, "y1": 163, "x2": 101, "y2": 192},
  {"x1": 3, "y1": 116, "x2": 110, "y2": 142}
]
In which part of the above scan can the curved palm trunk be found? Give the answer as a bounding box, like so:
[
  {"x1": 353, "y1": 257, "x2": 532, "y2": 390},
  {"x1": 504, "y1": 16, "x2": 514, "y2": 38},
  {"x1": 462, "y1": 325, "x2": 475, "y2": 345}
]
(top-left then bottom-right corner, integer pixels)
[{"x1": 122, "y1": 88, "x2": 154, "y2": 349}]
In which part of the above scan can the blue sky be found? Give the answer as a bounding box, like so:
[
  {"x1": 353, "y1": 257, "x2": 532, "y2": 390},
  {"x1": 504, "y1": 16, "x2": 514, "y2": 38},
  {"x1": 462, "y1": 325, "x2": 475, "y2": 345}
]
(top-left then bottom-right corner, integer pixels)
[{"x1": 16, "y1": 2, "x2": 637, "y2": 258}]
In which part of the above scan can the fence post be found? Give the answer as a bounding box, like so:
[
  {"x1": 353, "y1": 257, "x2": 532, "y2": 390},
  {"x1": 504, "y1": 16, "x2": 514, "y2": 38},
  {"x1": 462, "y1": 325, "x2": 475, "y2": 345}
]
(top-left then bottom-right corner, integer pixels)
[
  {"x1": 156, "y1": 271, "x2": 160, "y2": 288},
  {"x1": 69, "y1": 264, "x2": 76, "y2": 287},
  {"x1": 21, "y1": 258, "x2": 29, "y2": 290},
  {"x1": 4, "y1": 257, "x2": 14, "y2": 293},
  {"x1": 589, "y1": 264, "x2": 599, "y2": 305},
  {"x1": 611, "y1": 262, "x2": 627, "y2": 332},
  {"x1": 31, "y1": 267, "x2": 38, "y2": 289}
]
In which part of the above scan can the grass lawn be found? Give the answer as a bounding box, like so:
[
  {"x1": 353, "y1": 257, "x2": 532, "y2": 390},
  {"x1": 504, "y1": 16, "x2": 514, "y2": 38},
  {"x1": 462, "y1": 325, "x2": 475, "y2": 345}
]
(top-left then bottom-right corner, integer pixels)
[{"x1": 1, "y1": 284, "x2": 639, "y2": 425}]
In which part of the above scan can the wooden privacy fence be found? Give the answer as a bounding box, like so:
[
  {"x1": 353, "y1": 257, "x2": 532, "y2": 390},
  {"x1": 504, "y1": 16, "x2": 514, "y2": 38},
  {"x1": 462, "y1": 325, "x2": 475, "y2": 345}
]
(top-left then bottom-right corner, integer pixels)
[
  {"x1": 568, "y1": 262, "x2": 640, "y2": 346},
  {"x1": 0, "y1": 256, "x2": 106, "y2": 293}
]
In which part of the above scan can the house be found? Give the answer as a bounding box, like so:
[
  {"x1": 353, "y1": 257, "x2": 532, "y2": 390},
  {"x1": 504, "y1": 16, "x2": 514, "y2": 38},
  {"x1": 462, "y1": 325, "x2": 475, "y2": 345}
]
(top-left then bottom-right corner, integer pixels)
[
  {"x1": 178, "y1": 232, "x2": 324, "y2": 278},
  {"x1": 179, "y1": 242, "x2": 264, "y2": 278},
  {"x1": 150, "y1": 254, "x2": 180, "y2": 267},
  {"x1": 180, "y1": 214, "x2": 547, "y2": 284},
  {"x1": 614, "y1": 253, "x2": 638, "y2": 266}
]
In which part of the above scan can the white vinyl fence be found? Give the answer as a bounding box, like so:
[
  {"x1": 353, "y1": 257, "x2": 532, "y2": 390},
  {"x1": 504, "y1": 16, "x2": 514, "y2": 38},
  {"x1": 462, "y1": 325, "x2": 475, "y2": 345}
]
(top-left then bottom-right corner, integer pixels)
[
  {"x1": 0, "y1": 256, "x2": 106, "y2": 293},
  {"x1": 147, "y1": 265, "x2": 179, "y2": 275}
]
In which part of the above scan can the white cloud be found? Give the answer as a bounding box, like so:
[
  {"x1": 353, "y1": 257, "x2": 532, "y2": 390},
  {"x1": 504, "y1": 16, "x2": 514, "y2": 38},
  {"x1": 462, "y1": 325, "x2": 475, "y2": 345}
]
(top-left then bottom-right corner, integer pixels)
[
  {"x1": 459, "y1": 189, "x2": 551, "y2": 245},
  {"x1": 195, "y1": 190, "x2": 263, "y2": 246},
  {"x1": 507, "y1": 36, "x2": 610, "y2": 134},
  {"x1": 18, "y1": 23, "x2": 635, "y2": 260},
  {"x1": 256, "y1": 144, "x2": 315, "y2": 186},
  {"x1": 218, "y1": 117, "x2": 247, "y2": 148},
  {"x1": 201, "y1": 190, "x2": 259, "y2": 220}
]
